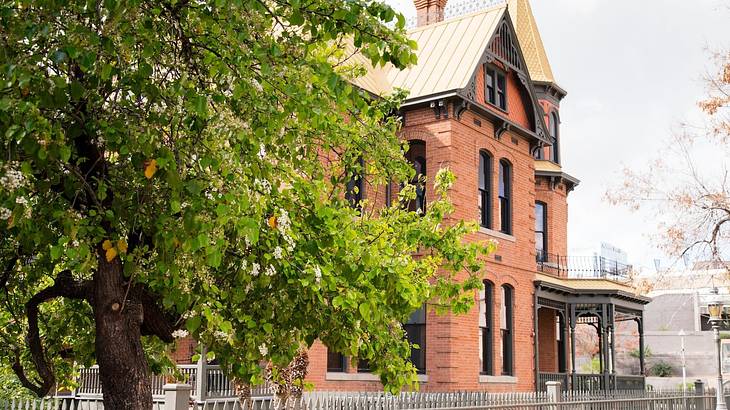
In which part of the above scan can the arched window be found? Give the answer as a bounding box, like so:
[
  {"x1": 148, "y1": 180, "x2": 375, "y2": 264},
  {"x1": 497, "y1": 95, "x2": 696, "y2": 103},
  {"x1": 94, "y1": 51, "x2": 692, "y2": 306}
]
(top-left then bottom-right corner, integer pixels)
[
  {"x1": 498, "y1": 160, "x2": 512, "y2": 235},
  {"x1": 550, "y1": 112, "x2": 560, "y2": 164},
  {"x1": 405, "y1": 140, "x2": 426, "y2": 213},
  {"x1": 345, "y1": 156, "x2": 365, "y2": 210},
  {"x1": 500, "y1": 285, "x2": 514, "y2": 376},
  {"x1": 478, "y1": 151, "x2": 492, "y2": 229},
  {"x1": 479, "y1": 280, "x2": 494, "y2": 375},
  {"x1": 535, "y1": 201, "x2": 547, "y2": 262}
]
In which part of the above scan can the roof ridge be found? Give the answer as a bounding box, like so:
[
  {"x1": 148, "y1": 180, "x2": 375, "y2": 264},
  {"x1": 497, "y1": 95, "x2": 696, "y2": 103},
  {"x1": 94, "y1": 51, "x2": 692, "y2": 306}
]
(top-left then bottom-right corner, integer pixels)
[{"x1": 407, "y1": 2, "x2": 506, "y2": 33}]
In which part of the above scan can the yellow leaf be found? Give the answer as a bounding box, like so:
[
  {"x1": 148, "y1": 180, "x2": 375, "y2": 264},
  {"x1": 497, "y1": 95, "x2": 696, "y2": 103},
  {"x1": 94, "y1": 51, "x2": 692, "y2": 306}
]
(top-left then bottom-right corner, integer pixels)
[
  {"x1": 102, "y1": 240, "x2": 113, "y2": 250},
  {"x1": 268, "y1": 215, "x2": 277, "y2": 229},
  {"x1": 105, "y1": 247, "x2": 118, "y2": 262},
  {"x1": 117, "y1": 239, "x2": 128, "y2": 253},
  {"x1": 144, "y1": 159, "x2": 157, "y2": 179}
]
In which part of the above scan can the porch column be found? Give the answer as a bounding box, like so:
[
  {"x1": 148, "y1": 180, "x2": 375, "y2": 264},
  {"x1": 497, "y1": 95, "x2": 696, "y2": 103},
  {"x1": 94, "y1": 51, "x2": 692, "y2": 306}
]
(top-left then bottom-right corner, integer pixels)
[
  {"x1": 608, "y1": 305, "x2": 616, "y2": 374},
  {"x1": 534, "y1": 294, "x2": 540, "y2": 391},
  {"x1": 638, "y1": 317, "x2": 646, "y2": 376},
  {"x1": 601, "y1": 304, "x2": 610, "y2": 390},
  {"x1": 570, "y1": 304, "x2": 577, "y2": 389}
]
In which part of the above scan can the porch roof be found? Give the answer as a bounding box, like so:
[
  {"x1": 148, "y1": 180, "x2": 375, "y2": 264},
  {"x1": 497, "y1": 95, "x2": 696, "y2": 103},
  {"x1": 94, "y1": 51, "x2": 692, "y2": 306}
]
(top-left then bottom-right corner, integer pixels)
[{"x1": 535, "y1": 274, "x2": 651, "y2": 308}]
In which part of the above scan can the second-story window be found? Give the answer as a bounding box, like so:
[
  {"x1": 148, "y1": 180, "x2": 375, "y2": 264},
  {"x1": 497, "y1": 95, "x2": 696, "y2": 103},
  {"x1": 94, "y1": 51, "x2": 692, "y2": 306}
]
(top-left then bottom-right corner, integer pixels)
[
  {"x1": 345, "y1": 156, "x2": 364, "y2": 210},
  {"x1": 405, "y1": 140, "x2": 426, "y2": 213},
  {"x1": 535, "y1": 201, "x2": 547, "y2": 262},
  {"x1": 479, "y1": 151, "x2": 492, "y2": 229},
  {"x1": 404, "y1": 306, "x2": 426, "y2": 374},
  {"x1": 498, "y1": 159, "x2": 512, "y2": 235},
  {"x1": 485, "y1": 66, "x2": 507, "y2": 111},
  {"x1": 500, "y1": 285, "x2": 514, "y2": 376},
  {"x1": 550, "y1": 112, "x2": 560, "y2": 164},
  {"x1": 479, "y1": 280, "x2": 494, "y2": 375}
]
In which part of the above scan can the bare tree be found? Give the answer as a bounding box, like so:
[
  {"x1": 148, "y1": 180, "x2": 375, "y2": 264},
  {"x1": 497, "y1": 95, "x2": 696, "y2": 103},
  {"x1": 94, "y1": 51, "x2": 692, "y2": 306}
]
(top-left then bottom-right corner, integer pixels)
[{"x1": 608, "y1": 51, "x2": 730, "y2": 267}]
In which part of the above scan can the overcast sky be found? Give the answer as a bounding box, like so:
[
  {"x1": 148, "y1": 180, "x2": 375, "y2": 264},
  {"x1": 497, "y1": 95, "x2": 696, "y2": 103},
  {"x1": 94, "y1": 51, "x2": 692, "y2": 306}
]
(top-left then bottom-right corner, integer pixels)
[{"x1": 384, "y1": 0, "x2": 730, "y2": 273}]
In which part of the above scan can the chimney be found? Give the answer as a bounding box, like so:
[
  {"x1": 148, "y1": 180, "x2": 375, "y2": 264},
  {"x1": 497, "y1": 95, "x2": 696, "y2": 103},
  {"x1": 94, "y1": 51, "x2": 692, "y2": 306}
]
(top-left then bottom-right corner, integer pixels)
[{"x1": 414, "y1": 0, "x2": 448, "y2": 26}]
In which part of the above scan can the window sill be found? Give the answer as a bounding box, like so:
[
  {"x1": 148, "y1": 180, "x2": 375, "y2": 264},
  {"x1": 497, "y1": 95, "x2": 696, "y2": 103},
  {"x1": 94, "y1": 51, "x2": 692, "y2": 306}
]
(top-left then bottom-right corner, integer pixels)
[
  {"x1": 479, "y1": 375, "x2": 517, "y2": 384},
  {"x1": 478, "y1": 227, "x2": 516, "y2": 243},
  {"x1": 326, "y1": 372, "x2": 428, "y2": 383}
]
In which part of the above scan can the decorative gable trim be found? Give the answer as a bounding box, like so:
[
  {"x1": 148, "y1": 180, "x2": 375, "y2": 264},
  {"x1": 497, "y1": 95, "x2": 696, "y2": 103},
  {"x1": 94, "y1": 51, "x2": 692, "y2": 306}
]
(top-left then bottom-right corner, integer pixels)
[{"x1": 458, "y1": 12, "x2": 550, "y2": 145}]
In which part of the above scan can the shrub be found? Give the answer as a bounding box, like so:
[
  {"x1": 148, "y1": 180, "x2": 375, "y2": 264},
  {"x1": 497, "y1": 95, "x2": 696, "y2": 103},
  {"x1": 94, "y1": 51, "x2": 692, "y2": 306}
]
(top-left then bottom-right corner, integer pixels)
[{"x1": 651, "y1": 361, "x2": 674, "y2": 377}]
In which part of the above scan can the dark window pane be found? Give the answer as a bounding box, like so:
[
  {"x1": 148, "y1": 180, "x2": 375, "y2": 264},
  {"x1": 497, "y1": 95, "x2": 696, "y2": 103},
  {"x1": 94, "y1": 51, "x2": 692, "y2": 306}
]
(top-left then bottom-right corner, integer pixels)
[
  {"x1": 486, "y1": 68, "x2": 495, "y2": 104},
  {"x1": 404, "y1": 323, "x2": 426, "y2": 373},
  {"x1": 498, "y1": 160, "x2": 511, "y2": 234},
  {"x1": 346, "y1": 157, "x2": 365, "y2": 210},
  {"x1": 496, "y1": 73, "x2": 507, "y2": 110},
  {"x1": 405, "y1": 141, "x2": 427, "y2": 213},
  {"x1": 479, "y1": 152, "x2": 492, "y2": 229},
  {"x1": 357, "y1": 359, "x2": 370, "y2": 373},
  {"x1": 480, "y1": 281, "x2": 494, "y2": 375},
  {"x1": 551, "y1": 113, "x2": 559, "y2": 163},
  {"x1": 535, "y1": 202, "x2": 546, "y2": 261},
  {"x1": 327, "y1": 350, "x2": 346, "y2": 372},
  {"x1": 501, "y1": 286, "x2": 513, "y2": 376}
]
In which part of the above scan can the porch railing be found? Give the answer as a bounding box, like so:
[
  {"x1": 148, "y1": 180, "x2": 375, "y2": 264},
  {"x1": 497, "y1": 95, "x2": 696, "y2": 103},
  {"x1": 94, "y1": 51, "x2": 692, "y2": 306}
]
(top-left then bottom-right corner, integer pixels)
[
  {"x1": 537, "y1": 372, "x2": 569, "y2": 391},
  {"x1": 70, "y1": 364, "x2": 273, "y2": 400},
  {"x1": 536, "y1": 251, "x2": 632, "y2": 281},
  {"x1": 538, "y1": 372, "x2": 645, "y2": 392}
]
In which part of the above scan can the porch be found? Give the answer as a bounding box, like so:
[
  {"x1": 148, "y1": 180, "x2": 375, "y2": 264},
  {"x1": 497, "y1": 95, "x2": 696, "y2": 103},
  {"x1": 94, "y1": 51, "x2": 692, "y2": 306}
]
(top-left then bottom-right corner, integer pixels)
[{"x1": 534, "y1": 276, "x2": 651, "y2": 392}]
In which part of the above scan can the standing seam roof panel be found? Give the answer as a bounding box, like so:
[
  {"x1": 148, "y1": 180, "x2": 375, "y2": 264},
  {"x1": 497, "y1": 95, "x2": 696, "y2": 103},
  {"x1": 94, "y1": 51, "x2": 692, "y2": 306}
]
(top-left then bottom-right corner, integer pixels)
[{"x1": 402, "y1": 23, "x2": 451, "y2": 96}]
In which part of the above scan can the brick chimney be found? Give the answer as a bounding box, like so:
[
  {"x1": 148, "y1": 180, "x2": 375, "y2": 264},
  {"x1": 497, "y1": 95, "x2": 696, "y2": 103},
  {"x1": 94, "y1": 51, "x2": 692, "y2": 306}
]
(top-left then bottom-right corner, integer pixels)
[{"x1": 414, "y1": 0, "x2": 448, "y2": 26}]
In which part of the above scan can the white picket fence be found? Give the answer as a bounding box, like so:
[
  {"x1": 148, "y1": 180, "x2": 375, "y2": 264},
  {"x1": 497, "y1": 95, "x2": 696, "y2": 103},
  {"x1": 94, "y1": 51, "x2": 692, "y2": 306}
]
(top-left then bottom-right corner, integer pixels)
[{"x1": 4, "y1": 384, "x2": 726, "y2": 410}]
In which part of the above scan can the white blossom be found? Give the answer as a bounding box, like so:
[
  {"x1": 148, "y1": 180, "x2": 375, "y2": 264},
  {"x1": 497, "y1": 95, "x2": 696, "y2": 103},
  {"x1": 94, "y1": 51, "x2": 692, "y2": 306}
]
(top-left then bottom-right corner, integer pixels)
[
  {"x1": 251, "y1": 262, "x2": 260, "y2": 277},
  {"x1": 0, "y1": 162, "x2": 26, "y2": 191},
  {"x1": 254, "y1": 178, "x2": 271, "y2": 195},
  {"x1": 258, "y1": 343, "x2": 268, "y2": 356},
  {"x1": 172, "y1": 329, "x2": 189, "y2": 339},
  {"x1": 214, "y1": 331, "x2": 228, "y2": 339},
  {"x1": 0, "y1": 207, "x2": 10, "y2": 220},
  {"x1": 273, "y1": 246, "x2": 283, "y2": 260},
  {"x1": 258, "y1": 144, "x2": 267, "y2": 159},
  {"x1": 15, "y1": 196, "x2": 28, "y2": 206},
  {"x1": 313, "y1": 265, "x2": 322, "y2": 284},
  {"x1": 265, "y1": 265, "x2": 276, "y2": 276}
]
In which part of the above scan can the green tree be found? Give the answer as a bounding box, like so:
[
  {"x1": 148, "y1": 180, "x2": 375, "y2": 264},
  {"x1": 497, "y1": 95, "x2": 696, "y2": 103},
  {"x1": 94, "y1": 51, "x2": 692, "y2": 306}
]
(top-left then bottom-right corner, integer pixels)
[{"x1": 0, "y1": 1, "x2": 490, "y2": 409}]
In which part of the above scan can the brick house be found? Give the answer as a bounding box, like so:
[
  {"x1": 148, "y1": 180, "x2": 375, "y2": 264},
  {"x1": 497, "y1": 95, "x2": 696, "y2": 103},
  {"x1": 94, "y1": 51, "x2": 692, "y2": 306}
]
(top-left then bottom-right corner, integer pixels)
[{"x1": 303, "y1": 0, "x2": 651, "y2": 393}]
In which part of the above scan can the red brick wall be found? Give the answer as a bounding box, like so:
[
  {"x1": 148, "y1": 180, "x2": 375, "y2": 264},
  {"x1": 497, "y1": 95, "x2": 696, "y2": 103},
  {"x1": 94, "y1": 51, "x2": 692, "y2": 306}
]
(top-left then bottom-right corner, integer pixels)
[
  {"x1": 534, "y1": 178, "x2": 569, "y2": 261},
  {"x1": 537, "y1": 308, "x2": 557, "y2": 372},
  {"x1": 475, "y1": 63, "x2": 532, "y2": 131},
  {"x1": 305, "y1": 99, "x2": 546, "y2": 392}
]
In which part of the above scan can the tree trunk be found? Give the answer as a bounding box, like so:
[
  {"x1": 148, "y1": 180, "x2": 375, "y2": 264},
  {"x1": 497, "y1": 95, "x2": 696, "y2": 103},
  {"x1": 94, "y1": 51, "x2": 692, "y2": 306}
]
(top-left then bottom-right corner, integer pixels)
[{"x1": 93, "y1": 253, "x2": 153, "y2": 410}]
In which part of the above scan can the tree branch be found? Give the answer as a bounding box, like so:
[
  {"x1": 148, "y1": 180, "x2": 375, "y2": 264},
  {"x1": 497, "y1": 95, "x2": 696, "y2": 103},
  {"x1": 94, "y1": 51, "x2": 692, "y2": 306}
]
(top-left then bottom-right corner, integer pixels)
[{"x1": 13, "y1": 271, "x2": 92, "y2": 397}]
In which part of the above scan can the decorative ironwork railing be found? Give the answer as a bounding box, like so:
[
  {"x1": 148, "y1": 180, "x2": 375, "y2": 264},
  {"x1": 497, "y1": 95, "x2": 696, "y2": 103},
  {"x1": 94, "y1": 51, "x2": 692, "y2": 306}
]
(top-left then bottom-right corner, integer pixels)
[
  {"x1": 536, "y1": 251, "x2": 632, "y2": 281},
  {"x1": 538, "y1": 372, "x2": 645, "y2": 393},
  {"x1": 537, "y1": 372, "x2": 569, "y2": 391}
]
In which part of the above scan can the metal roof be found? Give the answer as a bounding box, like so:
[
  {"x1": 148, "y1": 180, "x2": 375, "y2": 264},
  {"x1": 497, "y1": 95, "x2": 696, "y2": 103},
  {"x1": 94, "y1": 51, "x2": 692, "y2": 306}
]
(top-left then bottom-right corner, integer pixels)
[
  {"x1": 388, "y1": 5, "x2": 505, "y2": 100},
  {"x1": 507, "y1": 0, "x2": 555, "y2": 84},
  {"x1": 351, "y1": 0, "x2": 558, "y2": 100}
]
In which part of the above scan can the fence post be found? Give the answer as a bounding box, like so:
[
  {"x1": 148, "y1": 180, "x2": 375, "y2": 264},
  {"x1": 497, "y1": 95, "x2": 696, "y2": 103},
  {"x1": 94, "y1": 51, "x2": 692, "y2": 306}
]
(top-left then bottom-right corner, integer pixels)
[
  {"x1": 164, "y1": 383, "x2": 192, "y2": 410},
  {"x1": 695, "y1": 379, "x2": 706, "y2": 410},
  {"x1": 546, "y1": 381, "x2": 562, "y2": 403},
  {"x1": 196, "y1": 345, "x2": 208, "y2": 402}
]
